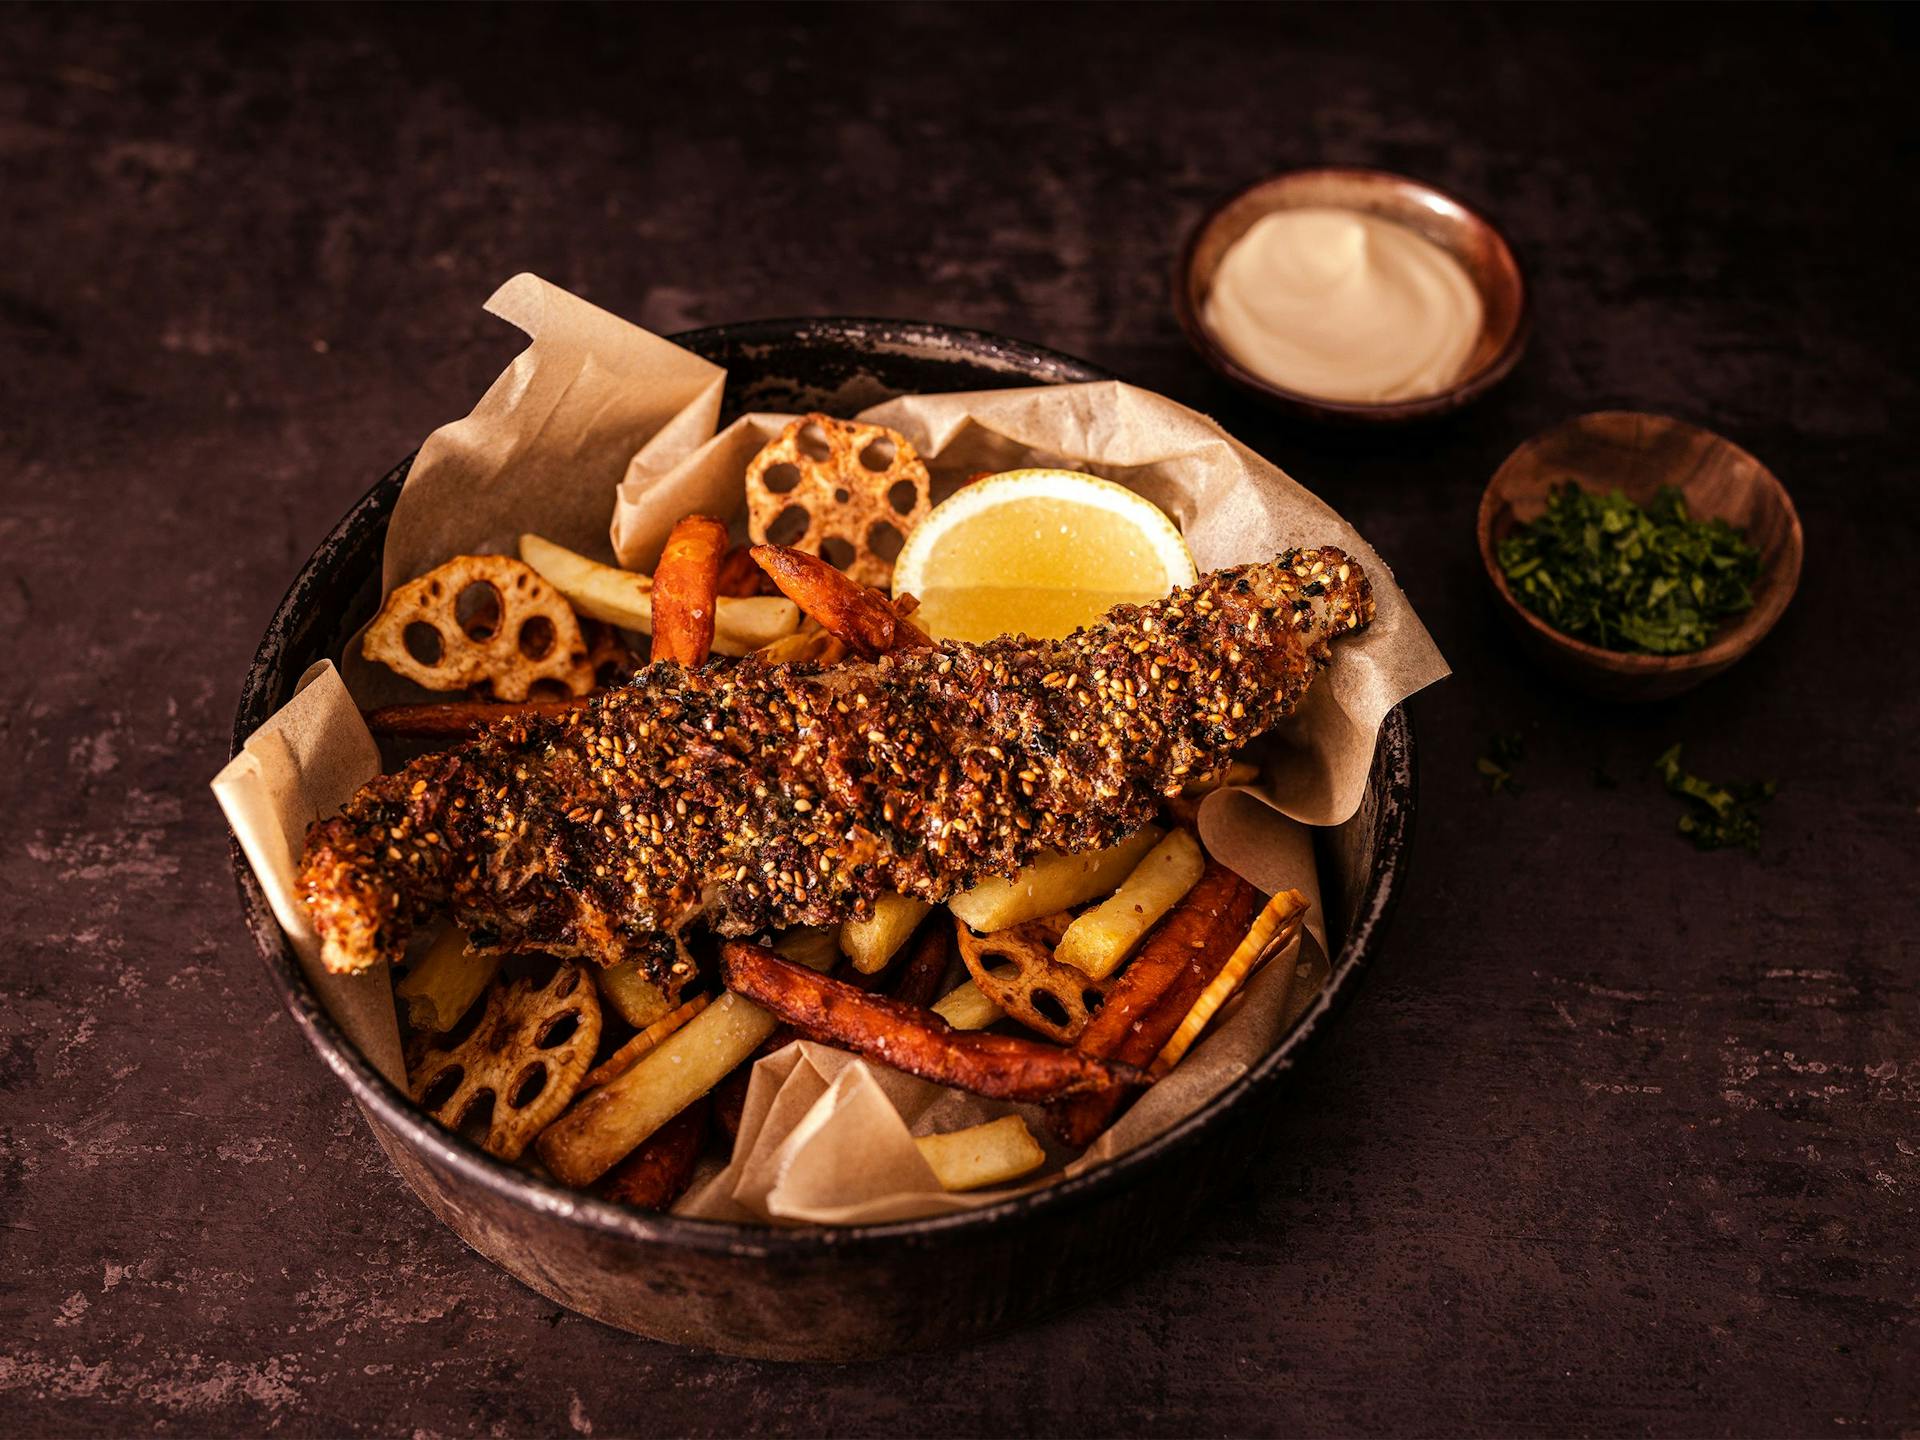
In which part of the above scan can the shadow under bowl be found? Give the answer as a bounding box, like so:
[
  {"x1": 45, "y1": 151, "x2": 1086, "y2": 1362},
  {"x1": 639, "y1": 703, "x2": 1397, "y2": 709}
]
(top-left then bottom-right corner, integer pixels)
[
  {"x1": 1476, "y1": 410, "x2": 1803, "y2": 702},
  {"x1": 1175, "y1": 166, "x2": 1530, "y2": 423}
]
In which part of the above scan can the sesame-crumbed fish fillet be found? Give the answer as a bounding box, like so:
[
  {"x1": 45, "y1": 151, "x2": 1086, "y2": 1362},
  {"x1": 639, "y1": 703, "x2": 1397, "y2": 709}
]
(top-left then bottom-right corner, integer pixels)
[{"x1": 299, "y1": 547, "x2": 1373, "y2": 991}]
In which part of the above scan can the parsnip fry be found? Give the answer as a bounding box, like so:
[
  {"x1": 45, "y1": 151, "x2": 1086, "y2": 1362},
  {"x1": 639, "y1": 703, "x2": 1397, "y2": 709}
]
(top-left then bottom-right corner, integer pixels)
[
  {"x1": 1148, "y1": 889, "x2": 1311, "y2": 1078},
  {"x1": 580, "y1": 993, "x2": 712, "y2": 1091},
  {"x1": 649, "y1": 514, "x2": 727, "y2": 667},
  {"x1": 720, "y1": 941, "x2": 1138, "y2": 1103},
  {"x1": 931, "y1": 979, "x2": 1004, "y2": 1031},
  {"x1": 750, "y1": 543, "x2": 931, "y2": 658},
  {"x1": 518, "y1": 533, "x2": 798, "y2": 655},
  {"x1": 395, "y1": 925, "x2": 501, "y2": 1033},
  {"x1": 947, "y1": 825, "x2": 1163, "y2": 933},
  {"x1": 916, "y1": 1115, "x2": 1045, "y2": 1192},
  {"x1": 536, "y1": 929, "x2": 836, "y2": 1186},
  {"x1": 841, "y1": 894, "x2": 932, "y2": 974},
  {"x1": 594, "y1": 960, "x2": 673, "y2": 1029},
  {"x1": 1055, "y1": 829, "x2": 1205, "y2": 979}
]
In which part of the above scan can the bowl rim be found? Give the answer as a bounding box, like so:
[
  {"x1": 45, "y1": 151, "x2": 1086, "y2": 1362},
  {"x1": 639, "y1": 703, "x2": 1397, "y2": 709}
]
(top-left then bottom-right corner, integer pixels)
[
  {"x1": 226, "y1": 314, "x2": 1417, "y2": 1257},
  {"x1": 1173, "y1": 164, "x2": 1533, "y2": 422},
  {"x1": 1474, "y1": 409, "x2": 1805, "y2": 675}
]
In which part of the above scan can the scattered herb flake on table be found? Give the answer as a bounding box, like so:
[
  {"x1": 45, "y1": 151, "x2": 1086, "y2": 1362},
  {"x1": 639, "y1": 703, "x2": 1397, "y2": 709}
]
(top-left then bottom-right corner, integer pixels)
[
  {"x1": 1497, "y1": 484, "x2": 1761, "y2": 654},
  {"x1": 1477, "y1": 731, "x2": 1525, "y2": 795},
  {"x1": 1654, "y1": 743, "x2": 1776, "y2": 852}
]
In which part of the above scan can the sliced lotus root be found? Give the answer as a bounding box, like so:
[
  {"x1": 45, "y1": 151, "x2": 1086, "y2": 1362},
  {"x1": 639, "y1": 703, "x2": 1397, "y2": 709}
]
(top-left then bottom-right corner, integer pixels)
[
  {"x1": 407, "y1": 962, "x2": 602, "y2": 1161},
  {"x1": 745, "y1": 413, "x2": 931, "y2": 588},
  {"x1": 363, "y1": 554, "x2": 594, "y2": 701},
  {"x1": 954, "y1": 912, "x2": 1117, "y2": 1044}
]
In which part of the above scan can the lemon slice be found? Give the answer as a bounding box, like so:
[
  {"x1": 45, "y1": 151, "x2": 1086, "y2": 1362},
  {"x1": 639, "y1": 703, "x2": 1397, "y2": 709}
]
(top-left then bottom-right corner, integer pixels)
[{"x1": 893, "y1": 469, "x2": 1197, "y2": 643}]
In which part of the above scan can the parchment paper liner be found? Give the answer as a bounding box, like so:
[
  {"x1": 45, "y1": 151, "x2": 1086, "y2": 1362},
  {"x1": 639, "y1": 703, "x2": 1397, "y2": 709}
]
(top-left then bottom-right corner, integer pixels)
[{"x1": 212, "y1": 274, "x2": 1445, "y2": 1226}]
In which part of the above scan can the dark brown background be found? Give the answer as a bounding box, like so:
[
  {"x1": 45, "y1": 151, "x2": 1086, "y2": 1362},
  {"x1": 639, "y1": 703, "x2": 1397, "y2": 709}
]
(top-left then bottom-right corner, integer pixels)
[{"x1": 4, "y1": 3, "x2": 1915, "y2": 1435}]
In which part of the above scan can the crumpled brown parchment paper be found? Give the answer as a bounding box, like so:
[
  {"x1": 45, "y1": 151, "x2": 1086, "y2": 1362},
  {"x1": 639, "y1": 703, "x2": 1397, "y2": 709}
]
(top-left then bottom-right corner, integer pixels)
[{"x1": 212, "y1": 274, "x2": 1445, "y2": 1225}]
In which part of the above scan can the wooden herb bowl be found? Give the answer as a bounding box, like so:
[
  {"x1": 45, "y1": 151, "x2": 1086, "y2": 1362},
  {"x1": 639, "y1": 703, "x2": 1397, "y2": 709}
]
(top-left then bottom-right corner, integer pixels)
[
  {"x1": 1175, "y1": 167, "x2": 1530, "y2": 423},
  {"x1": 1477, "y1": 412, "x2": 1803, "y2": 702}
]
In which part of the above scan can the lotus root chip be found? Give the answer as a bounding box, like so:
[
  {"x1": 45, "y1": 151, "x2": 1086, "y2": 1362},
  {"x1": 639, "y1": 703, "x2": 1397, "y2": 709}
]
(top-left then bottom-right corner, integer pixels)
[
  {"x1": 954, "y1": 912, "x2": 1114, "y2": 1044},
  {"x1": 363, "y1": 554, "x2": 595, "y2": 701},
  {"x1": 406, "y1": 962, "x2": 602, "y2": 1160},
  {"x1": 745, "y1": 413, "x2": 930, "y2": 588}
]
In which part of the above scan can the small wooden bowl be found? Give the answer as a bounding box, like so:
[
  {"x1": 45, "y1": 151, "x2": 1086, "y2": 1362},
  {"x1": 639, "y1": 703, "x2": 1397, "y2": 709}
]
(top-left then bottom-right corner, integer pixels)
[
  {"x1": 1477, "y1": 412, "x2": 1803, "y2": 702},
  {"x1": 1175, "y1": 167, "x2": 1530, "y2": 423}
]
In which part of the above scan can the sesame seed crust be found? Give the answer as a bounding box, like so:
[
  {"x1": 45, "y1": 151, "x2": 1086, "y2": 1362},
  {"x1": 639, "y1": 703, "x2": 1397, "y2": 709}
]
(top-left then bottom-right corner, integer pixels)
[{"x1": 299, "y1": 548, "x2": 1374, "y2": 989}]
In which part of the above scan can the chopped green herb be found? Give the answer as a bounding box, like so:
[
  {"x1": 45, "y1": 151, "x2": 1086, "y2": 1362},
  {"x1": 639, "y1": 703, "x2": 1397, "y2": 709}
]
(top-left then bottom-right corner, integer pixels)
[
  {"x1": 1477, "y1": 731, "x2": 1525, "y2": 795},
  {"x1": 1497, "y1": 484, "x2": 1761, "y2": 654},
  {"x1": 1654, "y1": 743, "x2": 1775, "y2": 853}
]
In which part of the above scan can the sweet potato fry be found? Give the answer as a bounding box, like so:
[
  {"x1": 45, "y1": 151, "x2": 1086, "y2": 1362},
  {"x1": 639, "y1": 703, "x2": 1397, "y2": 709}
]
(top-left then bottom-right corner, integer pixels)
[
  {"x1": 716, "y1": 543, "x2": 777, "y2": 598},
  {"x1": 1149, "y1": 890, "x2": 1309, "y2": 1077},
  {"x1": 650, "y1": 515, "x2": 728, "y2": 667},
  {"x1": 712, "y1": 954, "x2": 892, "y2": 1139},
  {"x1": 750, "y1": 544, "x2": 932, "y2": 659},
  {"x1": 363, "y1": 696, "x2": 592, "y2": 738},
  {"x1": 719, "y1": 941, "x2": 1137, "y2": 1102},
  {"x1": 599, "y1": 1097, "x2": 709, "y2": 1210},
  {"x1": 1048, "y1": 860, "x2": 1260, "y2": 1148},
  {"x1": 887, "y1": 913, "x2": 955, "y2": 1009}
]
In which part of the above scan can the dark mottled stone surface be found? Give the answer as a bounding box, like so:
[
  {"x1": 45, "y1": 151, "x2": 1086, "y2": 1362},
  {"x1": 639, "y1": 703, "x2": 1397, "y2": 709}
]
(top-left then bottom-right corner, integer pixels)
[{"x1": 3, "y1": 3, "x2": 1915, "y2": 1434}]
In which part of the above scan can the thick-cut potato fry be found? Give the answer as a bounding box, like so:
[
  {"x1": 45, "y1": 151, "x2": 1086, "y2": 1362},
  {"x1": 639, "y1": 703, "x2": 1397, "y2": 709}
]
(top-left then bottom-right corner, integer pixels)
[
  {"x1": 538, "y1": 989, "x2": 776, "y2": 1186},
  {"x1": 719, "y1": 941, "x2": 1139, "y2": 1103},
  {"x1": 595, "y1": 959, "x2": 673, "y2": 1029},
  {"x1": 394, "y1": 925, "x2": 501, "y2": 1033},
  {"x1": 750, "y1": 544, "x2": 931, "y2": 658},
  {"x1": 931, "y1": 979, "x2": 1004, "y2": 1031},
  {"x1": 947, "y1": 825, "x2": 1163, "y2": 934},
  {"x1": 1055, "y1": 829, "x2": 1206, "y2": 979},
  {"x1": 649, "y1": 514, "x2": 728, "y2": 667},
  {"x1": 1149, "y1": 890, "x2": 1310, "y2": 1077},
  {"x1": 773, "y1": 924, "x2": 843, "y2": 973},
  {"x1": 518, "y1": 533, "x2": 799, "y2": 654},
  {"x1": 364, "y1": 697, "x2": 592, "y2": 738},
  {"x1": 916, "y1": 1115, "x2": 1046, "y2": 1192},
  {"x1": 1049, "y1": 861, "x2": 1260, "y2": 1148},
  {"x1": 841, "y1": 894, "x2": 932, "y2": 974},
  {"x1": 537, "y1": 929, "x2": 837, "y2": 1185},
  {"x1": 599, "y1": 1097, "x2": 709, "y2": 1210},
  {"x1": 581, "y1": 993, "x2": 712, "y2": 1091}
]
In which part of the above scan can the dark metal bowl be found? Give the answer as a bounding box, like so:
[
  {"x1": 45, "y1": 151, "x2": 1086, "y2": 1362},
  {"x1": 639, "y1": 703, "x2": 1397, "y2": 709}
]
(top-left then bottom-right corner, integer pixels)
[{"x1": 228, "y1": 317, "x2": 1416, "y2": 1360}]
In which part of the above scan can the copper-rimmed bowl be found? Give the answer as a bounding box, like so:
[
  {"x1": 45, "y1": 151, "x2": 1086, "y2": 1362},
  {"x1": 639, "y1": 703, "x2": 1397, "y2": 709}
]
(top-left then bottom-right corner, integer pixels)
[
  {"x1": 1175, "y1": 167, "x2": 1530, "y2": 423},
  {"x1": 1477, "y1": 411, "x2": 1803, "y2": 702},
  {"x1": 227, "y1": 317, "x2": 1418, "y2": 1359}
]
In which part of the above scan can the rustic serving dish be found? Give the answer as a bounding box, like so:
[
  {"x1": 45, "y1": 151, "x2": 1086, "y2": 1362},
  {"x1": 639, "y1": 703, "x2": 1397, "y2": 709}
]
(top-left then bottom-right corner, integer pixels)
[
  {"x1": 1175, "y1": 166, "x2": 1530, "y2": 423},
  {"x1": 227, "y1": 317, "x2": 1417, "y2": 1360},
  {"x1": 1477, "y1": 411, "x2": 1803, "y2": 702}
]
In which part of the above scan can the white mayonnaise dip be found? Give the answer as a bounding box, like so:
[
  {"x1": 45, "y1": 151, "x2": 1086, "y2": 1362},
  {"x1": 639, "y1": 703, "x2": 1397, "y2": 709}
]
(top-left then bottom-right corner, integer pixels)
[{"x1": 1203, "y1": 207, "x2": 1484, "y2": 403}]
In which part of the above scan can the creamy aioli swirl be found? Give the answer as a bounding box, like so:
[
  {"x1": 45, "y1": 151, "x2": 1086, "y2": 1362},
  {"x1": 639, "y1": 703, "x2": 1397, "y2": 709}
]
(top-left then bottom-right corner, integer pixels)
[{"x1": 1203, "y1": 207, "x2": 1484, "y2": 403}]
